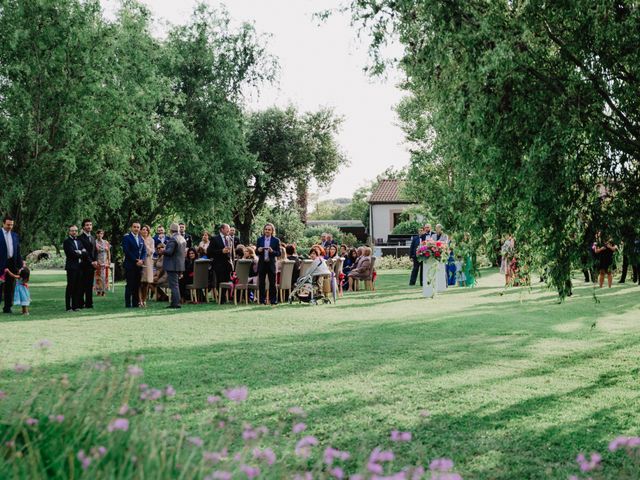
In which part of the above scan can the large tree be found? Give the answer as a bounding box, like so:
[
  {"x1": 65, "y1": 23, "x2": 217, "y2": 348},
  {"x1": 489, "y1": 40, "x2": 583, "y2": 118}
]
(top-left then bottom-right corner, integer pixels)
[
  {"x1": 349, "y1": 0, "x2": 640, "y2": 298},
  {"x1": 232, "y1": 106, "x2": 346, "y2": 243}
]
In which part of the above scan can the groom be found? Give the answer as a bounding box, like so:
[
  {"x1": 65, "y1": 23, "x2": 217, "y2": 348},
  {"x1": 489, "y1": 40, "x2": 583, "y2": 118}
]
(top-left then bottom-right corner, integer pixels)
[{"x1": 409, "y1": 225, "x2": 426, "y2": 286}]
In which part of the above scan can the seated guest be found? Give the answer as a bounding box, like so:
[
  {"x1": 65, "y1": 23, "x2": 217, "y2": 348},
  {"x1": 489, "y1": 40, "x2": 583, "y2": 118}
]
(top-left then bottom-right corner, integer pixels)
[
  {"x1": 244, "y1": 246, "x2": 259, "y2": 285},
  {"x1": 309, "y1": 245, "x2": 331, "y2": 292},
  {"x1": 179, "y1": 223, "x2": 193, "y2": 249},
  {"x1": 342, "y1": 248, "x2": 358, "y2": 291},
  {"x1": 340, "y1": 244, "x2": 348, "y2": 257},
  {"x1": 285, "y1": 244, "x2": 301, "y2": 285},
  {"x1": 198, "y1": 232, "x2": 210, "y2": 253},
  {"x1": 179, "y1": 248, "x2": 197, "y2": 301},
  {"x1": 235, "y1": 244, "x2": 246, "y2": 262},
  {"x1": 326, "y1": 244, "x2": 340, "y2": 268},
  {"x1": 153, "y1": 243, "x2": 169, "y2": 301},
  {"x1": 348, "y1": 246, "x2": 372, "y2": 290}
]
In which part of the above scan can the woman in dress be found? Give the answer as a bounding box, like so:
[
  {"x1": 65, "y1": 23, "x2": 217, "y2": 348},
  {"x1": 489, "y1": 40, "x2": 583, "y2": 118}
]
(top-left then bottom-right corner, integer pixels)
[
  {"x1": 152, "y1": 242, "x2": 169, "y2": 301},
  {"x1": 139, "y1": 225, "x2": 155, "y2": 307},
  {"x1": 198, "y1": 232, "x2": 210, "y2": 254},
  {"x1": 500, "y1": 234, "x2": 515, "y2": 286},
  {"x1": 94, "y1": 229, "x2": 111, "y2": 296},
  {"x1": 180, "y1": 248, "x2": 197, "y2": 301},
  {"x1": 593, "y1": 233, "x2": 618, "y2": 288},
  {"x1": 326, "y1": 244, "x2": 340, "y2": 269},
  {"x1": 348, "y1": 246, "x2": 372, "y2": 291}
]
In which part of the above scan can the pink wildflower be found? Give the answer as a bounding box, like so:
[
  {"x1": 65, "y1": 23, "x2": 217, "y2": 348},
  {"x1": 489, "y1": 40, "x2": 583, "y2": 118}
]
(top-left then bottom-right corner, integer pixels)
[
  {"x1": 48, "y1": 414, "x2": 64, "y2": 423},
  {"x1": 154, "y1": 404, "x2": 164, "y2": 413},
  {"x1": 93, "y1": 361, "x2": 110, "y2": 371},
  {"x1": 25, "y1": 418, "x2": 39, "y2": 426},
  {"x1": 77, "y1": 450, "x2": 92, "y2": 469},
  {"x1": 294, "y1": 473, "x2": 313, "y2": 480},
  {"x1": 390, "y1": 430, "x2": 412, "y2": 442},
  {"x1": 127, "y1": 365, "x2": 143, "y2": 377},
  {"x1": 96, "y1": 446, "x2": 107, "y2": 457},
  {"x1": 35, "y1": 339, "x2": 52, "y2": 349},
  {"x1": 207, "y1": 395, "x2": 221, "y2": 404},
  {"x1": 289, "y1": 406, "x2": 307, "y2": 417},
  {"x1": 107, "y1": 418, "x2": 129, "y2": 432},
  {"x1": 411, "y1": 466, "x2": 425, "y2": 480},
  {"x1": 118, "y1": 404, "x2": 130, "y2": 415},
  {"x1": 372, "y1": 473, "x2": 407, "y2": 480},
  {"x1": 240, "y1": 465, "x2": 260, "y2": 479},
  {"x1": 293, "y1": 422, "x2": 307, "y2": 434},
  {"x1": 370, "y1": 447, "x2": 395, "y2": 463},
  {"x1": 429, "y1": 458, "x2": 454, "y2": 471},
  {"x1": 223, "y1": 386, "x2": 248, "y2": 402},
  {"x1": 295, "y1": 435, "x2": 319, "y2": 458},
  {"x1": 204, "y1": 448, "x2": 228, "y2": 464},
  {"x1": 140, "y1": 388, "x2": 162, "y2": 401},
  {"x1": 253, "y1": 447, "x2": 277, "y2": 465},
  {"x1": 187, "y1": 436, "x2": 204, "y2": 447},
  {"x1": 165, "y1": 385, "x2": 176, "y2": 397},
  {"x1": 350, "y1": 476, "x2": 365, "y2": 480},
  {"x1": 576, "y1": 452, "x2": 601, "y2": 472},
  {"x1": 172, "y1": 414, "x2": 182, "y2": 421},
  {"x1": 14, "y1": 363, "x2": 30, "y2": 373},
  {"x1": 330, "y1": 467, "x2": 345, "y2": 479},
  {"x1": 0, "y1": 391, "x2": 6, "y2": 400},
  {"x1": 243, "y1": 426, "x2": 258, "y2": 441},
  {"x1": 324, "y1": 447, "x2": 351, "y2": 465},
  {"x1": 609, "y1": 436, "x2": 640, "y2": 451}
]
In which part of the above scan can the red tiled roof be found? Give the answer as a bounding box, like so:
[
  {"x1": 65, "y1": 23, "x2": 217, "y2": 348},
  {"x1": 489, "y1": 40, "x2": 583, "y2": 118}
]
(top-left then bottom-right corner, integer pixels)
[{"x1": 368, "y1": 179, "x2": 415, "y2": 204}]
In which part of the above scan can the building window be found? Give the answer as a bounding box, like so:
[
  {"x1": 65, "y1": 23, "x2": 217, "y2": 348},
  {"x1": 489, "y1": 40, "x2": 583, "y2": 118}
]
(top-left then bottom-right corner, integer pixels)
[{"x1": 392, "y1": 212, "x2": 403, "y2": 227}]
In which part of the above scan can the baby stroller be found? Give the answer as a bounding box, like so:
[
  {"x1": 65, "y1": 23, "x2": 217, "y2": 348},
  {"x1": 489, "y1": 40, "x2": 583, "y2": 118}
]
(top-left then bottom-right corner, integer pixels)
[{"x1": 289, "y1": 260, "x2": 336, "y2": 305}]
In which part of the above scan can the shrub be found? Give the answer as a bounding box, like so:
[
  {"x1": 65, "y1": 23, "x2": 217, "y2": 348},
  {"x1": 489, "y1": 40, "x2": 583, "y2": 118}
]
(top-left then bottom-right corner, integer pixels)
[
  {"x1": 375, "y1": 255, "x2": 413, "y2": 270},
  {"x1": 391, "y1": 221, "x2": 422, "y2": 235}
]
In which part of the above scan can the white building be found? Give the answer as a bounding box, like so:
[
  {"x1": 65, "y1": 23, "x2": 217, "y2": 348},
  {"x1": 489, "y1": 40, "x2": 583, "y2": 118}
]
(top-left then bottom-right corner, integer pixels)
[{"x1": 368, "y1": 179, "x2": 417, "y2": 244}]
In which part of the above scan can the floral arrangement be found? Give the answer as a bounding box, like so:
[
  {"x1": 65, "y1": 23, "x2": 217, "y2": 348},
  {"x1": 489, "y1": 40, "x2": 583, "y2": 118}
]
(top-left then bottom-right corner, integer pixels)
[{"x1": 416, "y1": 240, "x2": 448, "y2": 263}]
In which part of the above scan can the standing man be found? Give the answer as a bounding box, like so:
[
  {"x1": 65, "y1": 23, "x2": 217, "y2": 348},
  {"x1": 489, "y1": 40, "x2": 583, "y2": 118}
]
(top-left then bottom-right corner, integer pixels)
[
  {"x1": 153, "y1": 225, "x2": 168, "y2": 248},
  {"x1": 229, "y1": 227, "x2": 240, "y2": 250},
  {"x1": 122, "y1": 221, "x2": 146, "y2": 308},
  {"x1": 78, "y1": 219, "x2": 97, "y2": 308},
  {"x1": 161, "y1": 223, "x2": 186, "y2": 309},
  {"x1": 179, "y1": 223, "x2": 192, "y2": 249},
  {"x1": 0, "y1": 215, "x2": 23, "y2": 314},
  {"x1": 63, "y1": 225, "x2": 84, "y2": 312},
  {"x1": 409, "y1": 226, "x2": 426, "y2": 286},
  {"x1": 423, "y1": 223, "x2": 434, "y2": 241},
  {"x1": 256, "y1": 223, "x2": 281, "y2": 305},
  {"x1": 207, "y1": 223, "x2": 233, "y2": 303}
]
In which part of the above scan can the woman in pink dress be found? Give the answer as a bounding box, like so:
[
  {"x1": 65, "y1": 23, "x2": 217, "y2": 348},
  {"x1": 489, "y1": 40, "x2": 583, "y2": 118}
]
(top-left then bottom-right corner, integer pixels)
[{"x1": 94, "y1": 230, "x2": 111, "y2": 296}]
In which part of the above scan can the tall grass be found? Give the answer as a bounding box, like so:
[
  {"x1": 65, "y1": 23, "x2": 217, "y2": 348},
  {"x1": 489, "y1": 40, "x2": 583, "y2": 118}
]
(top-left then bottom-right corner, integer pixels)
[{"x1": 1, "y1": 354, "x2": 638, "y2": 479}]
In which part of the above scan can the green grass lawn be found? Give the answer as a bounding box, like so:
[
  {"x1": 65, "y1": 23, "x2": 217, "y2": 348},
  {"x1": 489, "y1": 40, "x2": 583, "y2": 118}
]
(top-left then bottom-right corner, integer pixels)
[{"x1": 1, "y1": 268, "x2": 639, "y2": 479}]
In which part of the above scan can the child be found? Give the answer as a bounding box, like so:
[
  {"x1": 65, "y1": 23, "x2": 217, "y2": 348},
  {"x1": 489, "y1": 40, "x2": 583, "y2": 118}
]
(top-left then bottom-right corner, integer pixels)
[
  {"x1": 455, "y1": 255, "x2": 466, "y2": 287},
  {"x1": 5, "y1": 266, "x2": 31, "y2": 315}
]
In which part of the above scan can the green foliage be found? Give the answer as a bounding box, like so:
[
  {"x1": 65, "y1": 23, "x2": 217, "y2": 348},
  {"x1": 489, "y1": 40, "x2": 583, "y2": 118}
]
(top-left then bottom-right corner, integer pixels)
[
  {"x1": 392, "y1": 220, "x2": 422, "y2": 235},
  {"x1": 348, "y1": 0, "x2": 640, "y2": 299},
  {"x1": 374, "y1": 255, "x2": 413, "y2": 270},
  {"x1": 250, "y1": 207, "x2": 305, "y2": 244},
  {"x1": 232, "y1": 106, "x2": 347, "y2": 242}
]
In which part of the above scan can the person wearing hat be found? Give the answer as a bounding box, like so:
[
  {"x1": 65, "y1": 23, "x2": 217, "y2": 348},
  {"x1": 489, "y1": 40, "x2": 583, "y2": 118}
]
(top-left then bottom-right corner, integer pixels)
[{"x1": 160, "y1": 222, "x2": 187, "y2": 308}]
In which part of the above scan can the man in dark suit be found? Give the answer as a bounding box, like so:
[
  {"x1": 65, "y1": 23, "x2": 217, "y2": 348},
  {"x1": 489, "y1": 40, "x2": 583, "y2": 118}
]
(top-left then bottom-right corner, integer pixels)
[
  {"x1": 179, "y1": 223, "x2": 192, "y2": 249},
  {"x1": 153, "y1": 225, "x2": 168, "y2": 248},
  {"x1": 78, "y1": 218, "x2": 97, "y2": 308},
  {"x1": 256, "y1": 223, "x2": 281, "y2": 305},
  {"x1": 63, "y1": 225, "x2": 84, "y2": 312},
  {"x1": 229, "y1": 227, "x2": 240, "y2": 250},
  {"x1": 161, "y1": 222, "x2": 187, "y2": 309},
  {"x1": 206, "y1": 223, "x2": 233, "y2": 303},
  {"x1": 0, "y1": 214, "x2": 23, "y2": 314},
  {"x1": 409, "y1": 226, "x2": 426, "y2": 286},
  {"x1": 122, "y1": 221, "x2": 146, "y2": 308}
]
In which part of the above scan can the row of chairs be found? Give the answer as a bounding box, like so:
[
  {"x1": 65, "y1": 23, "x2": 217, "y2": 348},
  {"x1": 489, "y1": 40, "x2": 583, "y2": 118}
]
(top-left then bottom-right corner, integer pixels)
[{"x1": 178, "y1": 256, "x2": 377, "y2": 306}]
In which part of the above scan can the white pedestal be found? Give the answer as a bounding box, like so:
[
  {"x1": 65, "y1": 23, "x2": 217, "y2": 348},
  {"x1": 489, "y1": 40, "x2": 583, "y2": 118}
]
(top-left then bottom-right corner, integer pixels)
[
  {"x1": 422, "y1": 260, "x2": 436, "y2": 298},
  {"x1": 436, "y1": 262, "x2": 447, "y2": 293}
]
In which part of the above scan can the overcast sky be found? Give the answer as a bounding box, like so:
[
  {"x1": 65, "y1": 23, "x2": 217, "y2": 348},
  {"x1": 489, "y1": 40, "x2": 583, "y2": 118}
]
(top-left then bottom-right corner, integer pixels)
[{"x1": 102, "y1": 0, "x2": 410, "y2": 201}]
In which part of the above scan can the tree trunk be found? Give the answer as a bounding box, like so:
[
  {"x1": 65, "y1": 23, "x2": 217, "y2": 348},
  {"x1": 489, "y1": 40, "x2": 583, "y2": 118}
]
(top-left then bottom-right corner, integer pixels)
[
  {"x1": 233, "y1": 213, "x2": 252, "y2": 245},
  {"x1": 296, "y1": 179, "x2": 308, "y2": 225}
]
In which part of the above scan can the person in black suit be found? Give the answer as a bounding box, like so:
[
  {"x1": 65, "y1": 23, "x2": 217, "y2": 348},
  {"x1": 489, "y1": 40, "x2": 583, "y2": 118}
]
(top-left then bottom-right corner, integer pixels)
[
  {"x1": 409, "y1": 226, "x2": 426, "y2": 286},
  {"x1": 1, "y1": 214, "x2": 24, "y2": 314},
  {"x1": 179, "y1": 223, "x2": 193, "y2": 249},
  {"x1": 63, "y1": 225, "x2": 85, "y2": 311},
  {"x1": 77, "y1": 218, "x2": 98, "y2": 308},
  {"x1": 229, "y1": 227, "x2": 240, "y2": 251},
  {"x1": 256, "y1": 223, "x2": 281, "y2": 305},
  {"x1": 206, "y1": 223, "x2": 234, "y2": 303},
  {"x1": 122, "y1": 222, "x2": 147, "y2": 308}
]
